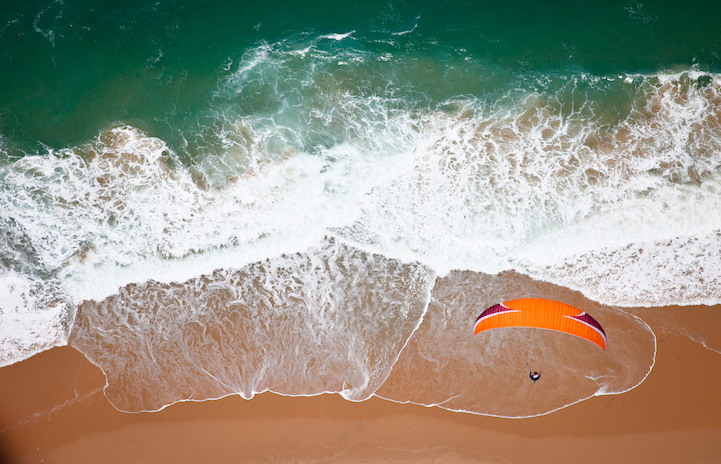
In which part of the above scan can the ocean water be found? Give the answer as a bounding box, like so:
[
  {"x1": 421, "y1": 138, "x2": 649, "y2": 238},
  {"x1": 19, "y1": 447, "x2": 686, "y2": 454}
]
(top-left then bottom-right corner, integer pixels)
[{"x1": 1, "y1": 0, "x2": 720, "y2": 417}]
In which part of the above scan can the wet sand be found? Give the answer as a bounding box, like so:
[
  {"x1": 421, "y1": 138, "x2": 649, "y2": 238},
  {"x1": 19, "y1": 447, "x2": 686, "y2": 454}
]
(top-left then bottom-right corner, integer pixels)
[{"x1": 1, "y1": 305, "x2": 720, "y2": 464}]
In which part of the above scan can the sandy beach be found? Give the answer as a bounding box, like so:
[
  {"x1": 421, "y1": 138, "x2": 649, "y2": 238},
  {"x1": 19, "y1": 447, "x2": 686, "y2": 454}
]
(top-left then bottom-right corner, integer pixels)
[{"x1": 1, "y1": 304, "x2": 719, "y2": 464}]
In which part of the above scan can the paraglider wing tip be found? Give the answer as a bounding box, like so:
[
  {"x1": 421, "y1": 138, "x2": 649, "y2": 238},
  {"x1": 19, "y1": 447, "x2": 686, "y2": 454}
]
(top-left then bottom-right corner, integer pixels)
[{"x1": 565, "y1": 311, "x2": 607, "y2": 350}]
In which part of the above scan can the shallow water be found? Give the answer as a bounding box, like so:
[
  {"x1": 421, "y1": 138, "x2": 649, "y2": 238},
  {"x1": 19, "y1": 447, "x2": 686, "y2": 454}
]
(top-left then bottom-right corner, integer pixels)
[
  {"x1": 71, "y1": 238, "x2": 436, "y2": 412},
  {"x1": 376, "y1": 271, "x2": 655, "y2": 417},
  {"x1": 1, "y1": 0, "x2": 720, "y2": 417}
]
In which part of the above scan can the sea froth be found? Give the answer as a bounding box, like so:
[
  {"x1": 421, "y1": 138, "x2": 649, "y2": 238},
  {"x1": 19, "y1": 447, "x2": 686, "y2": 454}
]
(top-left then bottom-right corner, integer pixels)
[{"x1": 1, "y1": 62, "x2": 719, "y2": 396}]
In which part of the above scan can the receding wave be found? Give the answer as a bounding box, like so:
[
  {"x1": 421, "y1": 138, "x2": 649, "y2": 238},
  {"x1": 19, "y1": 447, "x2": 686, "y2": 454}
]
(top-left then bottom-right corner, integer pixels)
[
  {"x1": 70, "y1": 238, "x2": 435, "y2": 412},
  {"x1": 70, "y1": 257, "x2": 656, "y2": 418},
  {"x1": 376, "y1": 271, "x2": 655, "y2": 418}
]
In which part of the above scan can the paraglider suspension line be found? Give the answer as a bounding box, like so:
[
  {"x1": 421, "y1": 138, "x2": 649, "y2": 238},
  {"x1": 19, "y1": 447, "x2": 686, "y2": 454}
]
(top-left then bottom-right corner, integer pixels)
[{"x1": 526, "y1": 362, "x2": 541, "y2": 383}]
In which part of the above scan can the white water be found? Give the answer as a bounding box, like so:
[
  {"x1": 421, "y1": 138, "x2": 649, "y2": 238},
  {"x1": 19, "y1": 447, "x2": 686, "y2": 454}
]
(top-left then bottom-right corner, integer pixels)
[{"x1": 1, "y1": 69, "x2": 720, "y2": 382}]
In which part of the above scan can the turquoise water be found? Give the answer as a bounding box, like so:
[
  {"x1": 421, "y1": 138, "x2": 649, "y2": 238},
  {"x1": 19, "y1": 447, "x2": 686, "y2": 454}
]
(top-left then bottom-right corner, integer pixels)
[
  {"x1": 1, "y1": 0, "x2": 720, "y2": 417},
  {"x1": 1, "y1": 0, "x2": 719, "y2": 154}
]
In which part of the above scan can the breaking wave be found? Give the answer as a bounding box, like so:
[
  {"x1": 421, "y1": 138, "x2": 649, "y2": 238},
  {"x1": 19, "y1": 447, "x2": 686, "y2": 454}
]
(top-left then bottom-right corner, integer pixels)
[{"x1": 1, "y1": 37, "x2": 718, "y2": 416}]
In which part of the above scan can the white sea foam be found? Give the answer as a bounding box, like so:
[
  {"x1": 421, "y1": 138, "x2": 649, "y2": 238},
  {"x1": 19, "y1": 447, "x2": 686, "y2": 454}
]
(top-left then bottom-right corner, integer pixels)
[
  {"x1": 0, "y1": 272, "x2": 72, "y2": 367},
  {"x1": 32, "y1": 0, "x2": 65, "y2": 48},
  {"x1": 320, "y1": 31, "x2": 354, "y2": 41},
  {"x1": 329, "y1": 73, "x2": 721, "y2": 308},
  {"x1": 1, "y1": 47, "x2": 719, "y2": 374}
]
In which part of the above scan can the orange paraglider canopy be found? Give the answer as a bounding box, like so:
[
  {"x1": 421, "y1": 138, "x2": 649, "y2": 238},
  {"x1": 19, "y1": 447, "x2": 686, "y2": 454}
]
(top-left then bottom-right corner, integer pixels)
[{"x1": 474, "y1": 298, "x2": 607, "y2": 350}]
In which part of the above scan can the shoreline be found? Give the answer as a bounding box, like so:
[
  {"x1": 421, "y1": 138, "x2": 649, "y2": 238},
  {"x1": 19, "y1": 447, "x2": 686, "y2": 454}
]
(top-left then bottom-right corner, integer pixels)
[{"x1": 1, "y1": 305, "x2": 720, "y2": 463}]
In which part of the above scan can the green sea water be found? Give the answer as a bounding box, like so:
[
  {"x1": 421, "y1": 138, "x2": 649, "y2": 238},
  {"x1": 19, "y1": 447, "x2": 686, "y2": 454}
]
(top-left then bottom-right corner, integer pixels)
[{"x1": 1, "y1": 0, "x2": 719, "y2": 157}]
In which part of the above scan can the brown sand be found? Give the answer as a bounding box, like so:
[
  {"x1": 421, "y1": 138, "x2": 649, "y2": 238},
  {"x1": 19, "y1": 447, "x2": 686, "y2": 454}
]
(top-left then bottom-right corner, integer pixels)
[{"x1": 1, "y1": 305, "x2": 720, "y2": 464}]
